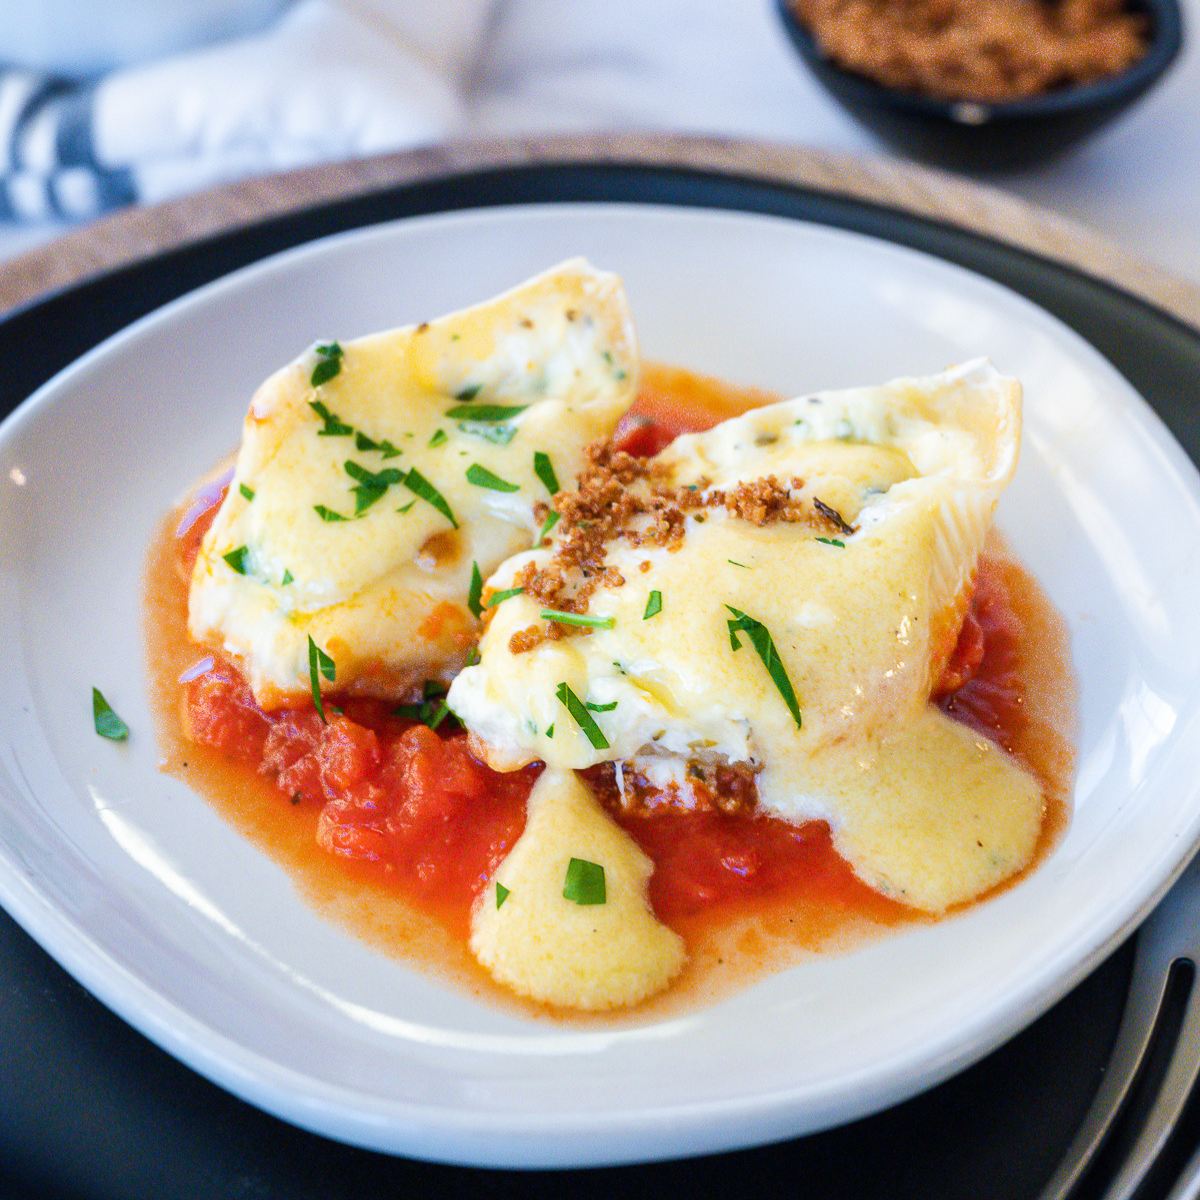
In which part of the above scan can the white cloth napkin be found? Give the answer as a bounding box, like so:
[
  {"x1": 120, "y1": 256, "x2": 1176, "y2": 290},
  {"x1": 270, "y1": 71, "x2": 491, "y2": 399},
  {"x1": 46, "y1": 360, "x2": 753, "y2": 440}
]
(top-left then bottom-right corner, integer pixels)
[
  {"x1": 0, "y1": 0, "x2": 492, "y2": 220},
  {"x1": 0, "y1": 0, "x2": 873, "y2": 222}
]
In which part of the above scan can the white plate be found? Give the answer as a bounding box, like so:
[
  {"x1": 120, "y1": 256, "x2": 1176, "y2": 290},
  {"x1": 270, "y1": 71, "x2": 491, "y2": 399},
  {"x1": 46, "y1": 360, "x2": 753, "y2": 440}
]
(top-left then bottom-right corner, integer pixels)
[{"x1": 3, "y1": 204, "x2": 1200, "y2": 1168}]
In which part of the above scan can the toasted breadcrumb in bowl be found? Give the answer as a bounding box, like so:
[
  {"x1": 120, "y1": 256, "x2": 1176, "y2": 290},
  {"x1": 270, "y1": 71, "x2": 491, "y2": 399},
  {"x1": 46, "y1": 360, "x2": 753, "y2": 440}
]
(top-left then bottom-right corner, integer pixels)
[{"x1": 777, "y1": 0, "x2": 1182, "y2": 169}]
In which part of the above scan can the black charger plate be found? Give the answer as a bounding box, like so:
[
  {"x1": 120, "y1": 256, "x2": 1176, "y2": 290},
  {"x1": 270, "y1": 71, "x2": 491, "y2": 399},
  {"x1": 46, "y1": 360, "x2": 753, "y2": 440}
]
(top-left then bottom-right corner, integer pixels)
[{"x1": 3, "y1": 161, "x2": 1199, "y2": 1200}]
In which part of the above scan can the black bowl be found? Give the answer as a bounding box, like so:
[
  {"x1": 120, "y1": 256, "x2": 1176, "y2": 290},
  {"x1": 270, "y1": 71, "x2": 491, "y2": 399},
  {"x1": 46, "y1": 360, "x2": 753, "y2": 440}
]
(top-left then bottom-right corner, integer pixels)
[{"x1": 776, "y1": 0, "x2": 1183, "y2": 170}]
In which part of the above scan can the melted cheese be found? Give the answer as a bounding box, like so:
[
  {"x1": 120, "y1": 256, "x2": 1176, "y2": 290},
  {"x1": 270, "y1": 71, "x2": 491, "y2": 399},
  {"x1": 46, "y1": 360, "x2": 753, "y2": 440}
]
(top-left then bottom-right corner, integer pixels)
[
  {"x1": 189, "y1": 259, "x2": 637, "y2": 706},
  {"x1": 470, "y1": 768, "x2": 685, "y2": 1010},
  {"x1": 449, "y1": 360, "x2": 1043, "y2": 914}
]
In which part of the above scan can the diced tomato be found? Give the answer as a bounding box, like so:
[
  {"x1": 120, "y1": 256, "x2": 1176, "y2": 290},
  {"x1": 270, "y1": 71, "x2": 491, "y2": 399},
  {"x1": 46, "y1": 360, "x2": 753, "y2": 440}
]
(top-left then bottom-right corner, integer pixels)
[
  {"x1": 938, "y1": 561, "x2": 1026, "y2": 751},
  {"x1": 185, "y1": 667, "x2": 270, "y2": 760},
  {"x1": 613, "y1": 415, "x2": 679, "y2": 458},
  {"x1": 617, "y1": 809, "x2": 869, "y2": 921}
]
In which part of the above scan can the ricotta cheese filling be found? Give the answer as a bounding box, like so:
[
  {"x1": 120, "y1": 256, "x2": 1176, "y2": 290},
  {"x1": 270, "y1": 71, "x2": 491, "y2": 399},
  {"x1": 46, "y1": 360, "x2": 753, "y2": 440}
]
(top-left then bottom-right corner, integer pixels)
[
  {"x1": 450, "y1": 360, "x2": 1044, "y2": 915},
  {"x1": 189, "y1": 259, "x2": 638, "y2": 707}
]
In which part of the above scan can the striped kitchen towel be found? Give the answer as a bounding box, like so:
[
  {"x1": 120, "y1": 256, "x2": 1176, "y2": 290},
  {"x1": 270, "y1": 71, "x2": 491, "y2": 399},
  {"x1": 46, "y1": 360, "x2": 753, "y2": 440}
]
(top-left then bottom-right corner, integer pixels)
[
  {"x1": 0, "y1": 68, "x2": 137, "y2": 221},
  {"x1": 0, "y1": 0, "x2": 483, "y2": 224}
]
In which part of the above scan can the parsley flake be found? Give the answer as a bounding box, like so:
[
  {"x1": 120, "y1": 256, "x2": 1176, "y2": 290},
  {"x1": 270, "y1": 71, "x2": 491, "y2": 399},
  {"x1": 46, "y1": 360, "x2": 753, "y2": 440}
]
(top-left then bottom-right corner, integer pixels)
[
  {"x1": 355, "y1": 431, "x2": 402, "y2": 459},
  {"x1": 314, "y1": 504, "x2": 349, "y2": 522},
  {"x1": 467, "y1": 561, "x2": 484, "y2": 619},
  {"x1": 533, "y1": 451, "x2": 559, "y2": 495},
  {"x1": 222, "y1": 545, "x2": 250, "y2": 575},
  {"x1": 487, "y1": 586, "x2": 524, "y2": 608},
  {"x1": 92, "y1": 688, "x2": 129, "y2": 741},
  {"x1": 815, "y1": 537, "x2": 846, "y2": 548},
  {"x1": 239, "y1": 483, "x2": 255, "y2": 502},
  {"x1": 495, "y1": 882, "x2": 510, "y2": 909},
  {"x1": 643, "y1": 590, "x2": 663, "y2": 620},
  {"x1": 402, "y1": 468, "x2": 459, "y2": 528},
  {"x1": 428, "y1": 429, "x2": 448, "y2": 448},
  {"x1": 725, "y1": 606, "x2": 803, "y2": 730},
  {"x1": 308, "y1": 399, "x2": 352, "y2": 437},
  {"x1": 444, "y1": 404, "x2": 527, "y2": 423},
  {"x1": 466, "y1": 463, "x2": 520, "y2": 493},
  {"x1": 281, "y1": 569, "x2": 294, "y2": 586},
  {"x1": 310, "y1": 341, "x2": 344, "y2": 388},
  {"x1": 541, "y1": 609, "x2": 614, "y2": 630},
  {"x1": 454, "y1": 383, "x2": 482, "y2": 402},
  {"x1": 555, "y1": 682, "x2": 611, "y2": 750},
  {"x1": 391, "y1": 681, "x2": 458, "y2": 731},
  {"x1": 306, "y1": 636, "x2": 336, "y2": 724},
  {"x1": 345, "y1": 460, "x2": 404, "y2": 515},
  {"x1": 563, "y1": 857, "x2": 606, "y2": 905},
  {"x1": 538, "y1": 509, "x2": 560, "y2": 543},
  {"x1": 586, "y1": 700, "x2": 618, "y2": 712}
]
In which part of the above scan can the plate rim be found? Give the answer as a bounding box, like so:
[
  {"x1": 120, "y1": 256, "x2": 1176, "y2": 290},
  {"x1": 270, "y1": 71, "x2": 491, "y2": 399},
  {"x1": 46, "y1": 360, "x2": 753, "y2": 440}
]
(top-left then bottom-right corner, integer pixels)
[{"x1": 3, "y1": 171, "x2": 1200, "y2": 1169}]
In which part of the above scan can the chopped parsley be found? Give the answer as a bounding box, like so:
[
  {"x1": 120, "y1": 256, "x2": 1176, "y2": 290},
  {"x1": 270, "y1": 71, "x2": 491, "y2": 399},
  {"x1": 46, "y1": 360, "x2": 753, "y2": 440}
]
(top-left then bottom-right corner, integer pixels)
[
  {"x1": 309, "y1": 399, "x2": 352, "y2": 437},
  {"x1": 815, "y1": 537, "x2": 846, "y2": 548},
  {"x1": 457, "y1": 421, "x2": 517, "y2": 445},
  {"x1": 92, "y1": 688, "x2": 128, "y2": 741},
  {"x1": 355, "y1": 431, "x2": 402, "y2": 459},
  {"x1": 345, "y1": 460, "x2": 404, "y2": 515},
  {"x1": 586, "y1": 700, "x2": 618, "y2": 712},
  {"x1": 728, "y1": 559, "x2": 750, "y2": 569},
  {"x1": 392, "y1": 680, "x2": 456, "y2": 731},
  {"x1": 533, "y1": 451, "x2": 559, "y2": 495},
  {"x1": 555, "y1": 682, "x2": 611, "y2": 750},
  {"x1": 545, "y1": 723, "x2": 555, "y2": 738},
  {"x1": 307, "y1": 635, "x2": 336, "y2": 724},
  {"x1": 487, "y1": 586, "x2": 524, "y2": 608},
  {"x1": 314, "y1": 504, "x2": 349, "y2": 522},
  {"x1": 281, "y1": 569, "x2": 294, "y2": 586},
  {"x1": 239, "y1": 483, "x2": 255, "y2": 502},
  {"x1": 466, "y1": 463, "x2": 520, "y2": 493},
  {"x1": 725, "y1": 607, "x2": 803, "y2": 730},
  {"x1": 455, "y1": 383, "x2": 482, "y2": 402},
  {"x1": 444, "y1": 404, "x2": 527, "y2": 423},
  {"x1": 467, "y1": 561, "x2": 485, "y2": 619},
  {"x1": 310, "y1": 341, "x2": 344, "y2": 388},
  {"x1": 222, "y1": 545, "x2": 250, "y2": 575},
  {"x1": 643, "y1": 590, "x2": 662, "y2": 620},
  {"x1": 540, "y1": 609, "x2": 614, "y2": 630},
  {"x1": 563, "y1": 857, "x2": 606, "y2": 905},
  {"x1": 396, "y1": 499, "x2": 417, "y2": 514},
  {"x1": 428, "y1": 429, "x2": 448, "y2": 448},
  {"x1": 402, "y1": 468, "x2": 459, "y2": 528},
  {"x1": 495, "y1": 881, "x2": 510, "y2": 909},
  {"x1": 538, "y1": 509, "x2": 560, "y2": 542}
]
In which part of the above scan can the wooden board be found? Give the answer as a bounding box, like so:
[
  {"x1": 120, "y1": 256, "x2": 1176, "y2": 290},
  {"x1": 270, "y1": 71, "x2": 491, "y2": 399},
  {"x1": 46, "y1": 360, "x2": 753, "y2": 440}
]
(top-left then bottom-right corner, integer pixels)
[{"x1": 3, "y1": 133, "x2": 1199, "y2": 331}]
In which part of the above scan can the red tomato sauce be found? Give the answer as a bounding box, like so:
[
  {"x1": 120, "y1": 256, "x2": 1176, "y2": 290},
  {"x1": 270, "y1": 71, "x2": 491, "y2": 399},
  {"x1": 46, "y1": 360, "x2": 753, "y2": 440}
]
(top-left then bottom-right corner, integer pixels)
[{"x1": 173, "y1": 373, "x2": 1034, "y2": 942}]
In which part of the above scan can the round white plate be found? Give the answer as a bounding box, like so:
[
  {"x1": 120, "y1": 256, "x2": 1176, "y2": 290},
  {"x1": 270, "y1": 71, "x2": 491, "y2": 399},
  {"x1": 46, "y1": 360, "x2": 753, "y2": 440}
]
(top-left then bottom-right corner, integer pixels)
[{"x1": 2, "y1": 204, "x2": 1200, "y2": 1168}]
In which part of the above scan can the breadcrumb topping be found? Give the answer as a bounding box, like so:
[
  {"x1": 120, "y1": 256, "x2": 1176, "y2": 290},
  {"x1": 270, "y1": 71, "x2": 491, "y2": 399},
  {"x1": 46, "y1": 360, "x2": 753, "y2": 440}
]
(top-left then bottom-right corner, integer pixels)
[{"x1": 499, "y1": 440, "x2": 846, "y2": 653}]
